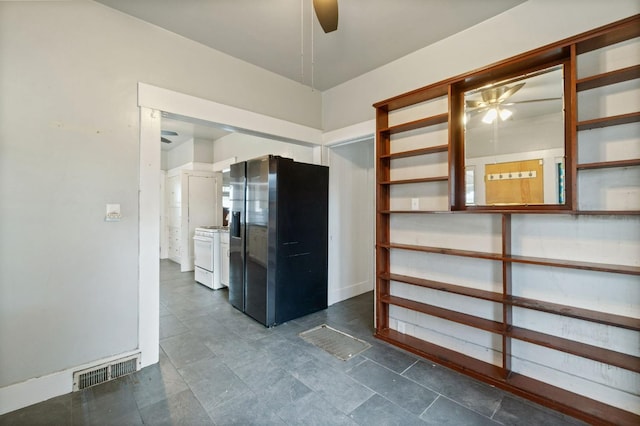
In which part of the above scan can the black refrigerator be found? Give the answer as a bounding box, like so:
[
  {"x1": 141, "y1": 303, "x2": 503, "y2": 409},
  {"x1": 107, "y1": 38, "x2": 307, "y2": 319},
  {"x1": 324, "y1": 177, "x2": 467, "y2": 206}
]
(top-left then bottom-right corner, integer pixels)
[{"x1": 228, "y1": 155, "x2": 328, "y2": 327}]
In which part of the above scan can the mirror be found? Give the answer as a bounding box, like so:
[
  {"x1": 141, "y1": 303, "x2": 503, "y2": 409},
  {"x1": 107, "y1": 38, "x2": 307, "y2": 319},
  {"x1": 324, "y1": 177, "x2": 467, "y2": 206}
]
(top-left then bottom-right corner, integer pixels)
[{"x1": 464, "y1": 65, "x2": 565, "y2": 206}]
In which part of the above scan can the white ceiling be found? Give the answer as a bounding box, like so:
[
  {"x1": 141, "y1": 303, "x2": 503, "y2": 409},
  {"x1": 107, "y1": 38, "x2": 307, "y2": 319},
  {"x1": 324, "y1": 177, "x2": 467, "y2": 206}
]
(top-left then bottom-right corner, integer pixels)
[
  {"x1": 160, "y1": 115, "x2": 231, "y2": 150},
  {"x1": 94, "y1": 0, "x2": 526, "y2": 146},
  {"x1": 95, "y1": 0, "x2": 525, "y2": 91}
]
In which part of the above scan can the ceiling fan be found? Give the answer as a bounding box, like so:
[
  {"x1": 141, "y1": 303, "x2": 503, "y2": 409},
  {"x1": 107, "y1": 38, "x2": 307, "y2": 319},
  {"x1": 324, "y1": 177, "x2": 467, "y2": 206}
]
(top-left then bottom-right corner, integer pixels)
[
  {"x1": 466, "y1": 83, "x2": 524, "y2": 123},
  {"x1": 466, "y1": 82, "x2": 561, "y2": 124},
  {"x1": 161, "y1": 130, "x2": 178, "y2": 144},
  {"x1": 313, "y1": 0, "x2": 338, "y2": 33}
]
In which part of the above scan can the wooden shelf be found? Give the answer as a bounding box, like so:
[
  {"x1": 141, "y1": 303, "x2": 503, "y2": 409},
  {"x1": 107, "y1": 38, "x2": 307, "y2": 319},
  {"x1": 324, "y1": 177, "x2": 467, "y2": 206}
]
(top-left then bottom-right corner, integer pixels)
[
  {"x1": 506, "y1": 254, "x2": 640, "y2": 276},
  {"x1": 382, "y1": 273, "x2": 503, "y2": 303},
  {"x1": 378, "y1": 176, "x2": 448, "y2": 185},
  {"x1": 380, "y1": 144, "x2": 448, "y2": 159},
  {"x1": 380, "y1": 209, "x2": 640, "y2": 215},
  {"x1": 378, "y1": 329, "x2": 640, "y2": 425},
  {"x1": 507, "y1": 373, "x2": 640, "y2": 426},
  {"x1": 576, "y1": 111, "x2": 640, "y2": 131},
  {"x1": 507, "y1": 296, "x2": 640, "y2": 331},
  {"x1": 375, "y1": 328, "x2": 505, "y2": 380},
  {"x1": 378, "y1": 210, "x2": 451, "y2": 214},
  {"x1": 508, "y1": 326, "x2": 640, "y2": 373},
  {"x1": 576, "y1": 64, "x2": 640, "y2": 91},
  {"x1": 577, "y1": 158, "x2": 640, "y2": 170},
  {"x1": 381, "y1": 243, "x2": 640, "y2": 275},
  {"x1": 574, "y1": 210, "x2": 640, "y2": 215},
  {"x1": 380, "y1": 242, "x2": 503, "y2": 262},
  {"x1": 381, "y1": 294, "x2": 503, "y2": 333},
  {"x1": 383, "y1": 275, "x2": 640, "y2": 331},
  {"x1": 374, "y1": 16, "x2": 640, "y2": 426},
  {"x1": 381, "y1": 113, "x2": 448, "y2": 135}
]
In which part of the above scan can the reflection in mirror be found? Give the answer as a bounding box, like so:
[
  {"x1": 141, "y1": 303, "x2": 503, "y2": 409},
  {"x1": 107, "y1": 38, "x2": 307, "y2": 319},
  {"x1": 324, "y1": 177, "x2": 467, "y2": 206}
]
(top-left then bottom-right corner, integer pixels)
[{"x1": 464, "y1": 65, "x2": 565, "y2": 206}]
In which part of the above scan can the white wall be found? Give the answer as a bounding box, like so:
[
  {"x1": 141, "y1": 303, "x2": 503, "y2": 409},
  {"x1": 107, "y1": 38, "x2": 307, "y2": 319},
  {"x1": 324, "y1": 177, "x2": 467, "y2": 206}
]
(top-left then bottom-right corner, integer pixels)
[
  {"x1": 161, "y1": 139, "x2": 215, "y2": 171},
  {"x1": 164, "y1": 139, "x2": 195, "y2": 170},
  {"x1": 321, "y1": 0, "x2": 640, "y2": 131},
  {"x1": 194, "y1": 138, "x2": 214, "y2": 164},
  {"x1": 327, "y1": 140, "x2": 375, "y2": 305},
  {"x1": 212, "y1": 132, "x2": 315, "y2": 164},
  {"x1": 0, "y1": 0, "x2": 320, "y2": 412}
]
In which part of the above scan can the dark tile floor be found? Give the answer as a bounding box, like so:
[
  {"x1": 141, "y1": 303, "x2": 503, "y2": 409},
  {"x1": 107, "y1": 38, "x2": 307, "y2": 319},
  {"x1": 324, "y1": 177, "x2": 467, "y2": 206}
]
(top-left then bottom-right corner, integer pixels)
[{"x1": 0, "y1": 259, "x2": 586, "y2": 425}]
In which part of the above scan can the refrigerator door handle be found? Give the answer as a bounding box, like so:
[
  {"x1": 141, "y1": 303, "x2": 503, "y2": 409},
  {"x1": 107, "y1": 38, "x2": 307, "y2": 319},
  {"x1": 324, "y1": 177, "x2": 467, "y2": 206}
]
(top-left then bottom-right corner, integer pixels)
[{"x1": 231, "y1": 211, "x2": 242, "y2": 238}]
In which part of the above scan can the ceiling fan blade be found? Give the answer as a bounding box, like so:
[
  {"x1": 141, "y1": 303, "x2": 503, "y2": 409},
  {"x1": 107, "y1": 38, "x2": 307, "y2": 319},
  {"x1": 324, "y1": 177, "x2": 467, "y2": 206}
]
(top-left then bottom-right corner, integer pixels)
[
  {"x1": 497, "y1": 82, "x2": 525, "y2": 103},
  {"x1": 505, "y1": 97, "x2": 562, "y2": 105},
  {"x1": 313, "y1": 0, "x2": 338, "y2": 33},
  {"x1": 161, "y1": 130, "x2": 178, "y2": 136},
  {"x1": 466, "y1": 100, "x2": 487, "y2": 109},
  {"x1": 161, "y1": 137, "x2": 172, "y2": 144}
]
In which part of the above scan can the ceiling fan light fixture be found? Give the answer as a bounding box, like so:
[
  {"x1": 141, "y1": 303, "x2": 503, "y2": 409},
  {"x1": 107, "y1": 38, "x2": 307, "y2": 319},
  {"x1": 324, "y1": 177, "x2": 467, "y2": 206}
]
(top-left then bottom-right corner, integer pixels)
[
  {"x1": 482, "y1": 108, "x2": 498, "y2": 124},
  {"x1": 313, "y1": 0, "x2": 338, "y2": 33},
  {"x1": 499, "y1": 108, "x2": 513, "y2": 121}
]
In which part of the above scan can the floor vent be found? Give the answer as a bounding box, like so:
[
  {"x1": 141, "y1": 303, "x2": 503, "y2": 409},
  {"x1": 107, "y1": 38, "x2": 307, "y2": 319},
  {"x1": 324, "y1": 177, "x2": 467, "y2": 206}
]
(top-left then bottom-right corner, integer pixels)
[
  {"x1": 73, "y1": 354, "x2": 140, "y2": 391},
  {"x1": 300, "y1": 324, "x2": 371, "y2": 361}
]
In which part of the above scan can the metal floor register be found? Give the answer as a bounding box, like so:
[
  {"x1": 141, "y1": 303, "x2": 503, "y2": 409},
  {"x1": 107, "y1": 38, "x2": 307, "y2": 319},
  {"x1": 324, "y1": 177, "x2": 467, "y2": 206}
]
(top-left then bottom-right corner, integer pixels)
[{"x1": 299, "y1": 324, "x2": 371, "y2": 361}]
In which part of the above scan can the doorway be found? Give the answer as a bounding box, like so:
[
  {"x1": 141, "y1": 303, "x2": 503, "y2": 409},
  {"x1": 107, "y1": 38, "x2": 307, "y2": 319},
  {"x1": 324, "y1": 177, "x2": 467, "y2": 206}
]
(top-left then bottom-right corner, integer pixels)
[
  {"x1": 138, "y1": 83, "x2": 373, "y2": 369},
  {"x1": 327, "y1": 139, "x2": 375, "y2": 305}
]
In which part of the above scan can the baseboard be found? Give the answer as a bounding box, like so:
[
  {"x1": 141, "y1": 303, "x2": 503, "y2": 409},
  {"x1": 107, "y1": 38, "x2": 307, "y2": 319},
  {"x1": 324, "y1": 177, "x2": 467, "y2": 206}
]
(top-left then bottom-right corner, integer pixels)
[
  {"x1": 328, "y1": 280, "x2": 373, "y2": 306},
  {"x1": 0, "y1": 350, "x2": 141, "y2": 416}
]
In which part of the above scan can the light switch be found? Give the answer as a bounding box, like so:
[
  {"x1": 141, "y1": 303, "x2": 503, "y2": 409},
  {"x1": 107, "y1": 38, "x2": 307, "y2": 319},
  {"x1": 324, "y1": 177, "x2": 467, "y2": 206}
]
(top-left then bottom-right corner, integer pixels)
[
  {"x1": 411, "y1": 198, "x2": 420, "y2": 210},
  {"x1": 105, "y1": 204, "x2": 122, "y2": 222}
]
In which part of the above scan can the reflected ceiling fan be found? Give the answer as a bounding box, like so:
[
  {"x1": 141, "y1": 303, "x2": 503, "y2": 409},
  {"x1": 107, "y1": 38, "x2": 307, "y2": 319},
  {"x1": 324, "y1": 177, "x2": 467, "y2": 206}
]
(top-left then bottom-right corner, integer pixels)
[
  {"x1": 466, "y1": 82, "x2": 561, "y2": 124},
  {"x1": 313, "y1": 0, "x2": 338, "y2": 33},
  {"x1": 161, "y1": 130, "x2": 178, "y2": 144},
  {"x1": 466, "y1": 83, "x2": 525, "y2": 123}
]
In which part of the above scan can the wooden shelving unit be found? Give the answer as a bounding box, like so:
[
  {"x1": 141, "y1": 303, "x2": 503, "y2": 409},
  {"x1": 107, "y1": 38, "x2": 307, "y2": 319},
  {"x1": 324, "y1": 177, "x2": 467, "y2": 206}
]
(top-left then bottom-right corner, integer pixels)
[{"x1": 374, "y1": 15, "x2": 640, "y2": 426}]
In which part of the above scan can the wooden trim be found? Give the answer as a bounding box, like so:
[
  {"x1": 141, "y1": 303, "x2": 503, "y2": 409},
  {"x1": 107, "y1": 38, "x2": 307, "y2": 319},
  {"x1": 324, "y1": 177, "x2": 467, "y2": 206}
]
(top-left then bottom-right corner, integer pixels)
[
  {"x1": 566, "y1": 51, "x2": 578, "y2": 211},
  {"x1": 574, "y1": 15, "x2": 640, "y2": 54},
  {"x1": 502, "y1": 214, "x2": 513, "y2": 377},
  {"x1": 448, "y1": 83, "x2": 465, "y2": 210}
]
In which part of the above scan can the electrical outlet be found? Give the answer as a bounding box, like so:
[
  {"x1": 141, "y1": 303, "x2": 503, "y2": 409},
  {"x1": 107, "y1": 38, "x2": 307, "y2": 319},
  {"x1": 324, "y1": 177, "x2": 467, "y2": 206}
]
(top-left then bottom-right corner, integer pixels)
[
  {"x1": 411, "y1": 198, "x2": 420, "y2": 210},
  {"x1": 397, "y1": 320, "x2": 406, "y2": 334}
]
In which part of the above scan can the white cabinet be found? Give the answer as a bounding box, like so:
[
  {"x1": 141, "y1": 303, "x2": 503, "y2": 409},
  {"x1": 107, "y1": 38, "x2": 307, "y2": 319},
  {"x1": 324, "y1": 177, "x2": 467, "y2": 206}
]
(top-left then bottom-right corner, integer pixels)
[
  {"x1": 219, "y1": 231, "x2": 229, "y2": 287},
  {"x1": 164, "y1": 167, "x2": 222, "y2": 271},
  {"x1": 166, "y1": 174, "x2": 182, "y2": 264}
]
